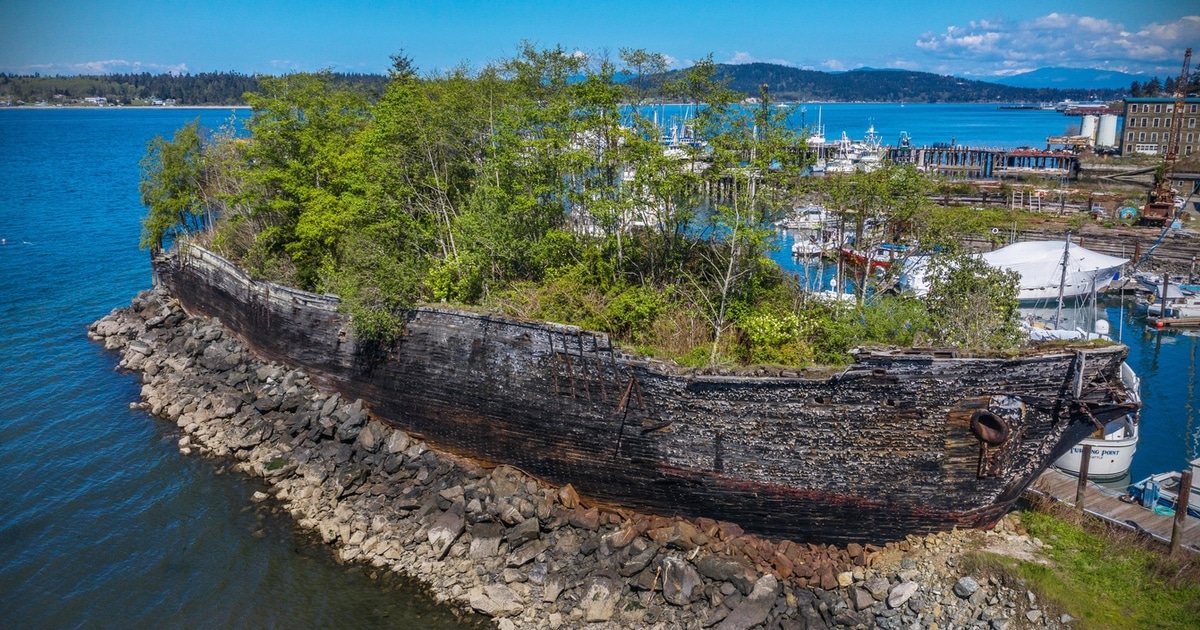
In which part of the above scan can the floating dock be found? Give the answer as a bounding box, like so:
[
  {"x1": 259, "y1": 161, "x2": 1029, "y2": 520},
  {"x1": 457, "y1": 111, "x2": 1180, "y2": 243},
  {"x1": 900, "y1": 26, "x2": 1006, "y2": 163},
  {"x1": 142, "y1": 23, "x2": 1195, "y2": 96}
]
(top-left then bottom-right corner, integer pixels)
[
  {"x1": 1148, "y1": 316, "x2": 1200, "y2": 329},
  {"x1": 1026, "y1": 468, "x2": 1199, "y2": 553}
]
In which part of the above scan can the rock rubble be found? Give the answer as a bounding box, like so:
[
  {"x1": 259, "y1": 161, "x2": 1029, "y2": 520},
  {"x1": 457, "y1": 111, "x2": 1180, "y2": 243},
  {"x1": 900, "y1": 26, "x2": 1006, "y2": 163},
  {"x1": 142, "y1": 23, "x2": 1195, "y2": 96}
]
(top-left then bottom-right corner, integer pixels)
[{"x1": 90, "y1": 287, "x2": 1078, "y2": 629}]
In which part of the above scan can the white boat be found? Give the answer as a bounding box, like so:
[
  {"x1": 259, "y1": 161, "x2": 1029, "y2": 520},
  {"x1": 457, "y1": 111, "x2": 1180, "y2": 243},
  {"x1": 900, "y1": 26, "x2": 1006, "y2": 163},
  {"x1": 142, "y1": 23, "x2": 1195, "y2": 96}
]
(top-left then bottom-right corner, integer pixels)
[
  {"x1": 778, "y1": 205, "x2": 829, "y2": 230},
  {"x1": 981, "y1": 240, "x2": 1127, "y2": 302},
  {"x1": 1053, "y1": 360, "x2": 1140, "y2": 479},
  {"x1": 791, "y1": 236, "x2": 834, "y2": 258},
  {"x1": 1128, "y1": 458, "x2": 1200, "y2": 519}
]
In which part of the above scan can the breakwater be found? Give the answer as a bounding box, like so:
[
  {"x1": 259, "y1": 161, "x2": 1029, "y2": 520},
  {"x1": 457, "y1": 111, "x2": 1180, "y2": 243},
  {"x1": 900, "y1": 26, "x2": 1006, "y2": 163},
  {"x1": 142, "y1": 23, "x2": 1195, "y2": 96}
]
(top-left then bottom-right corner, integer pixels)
[{"x1": 91, "y1": 287, "x2": 1078, "y2": 629}]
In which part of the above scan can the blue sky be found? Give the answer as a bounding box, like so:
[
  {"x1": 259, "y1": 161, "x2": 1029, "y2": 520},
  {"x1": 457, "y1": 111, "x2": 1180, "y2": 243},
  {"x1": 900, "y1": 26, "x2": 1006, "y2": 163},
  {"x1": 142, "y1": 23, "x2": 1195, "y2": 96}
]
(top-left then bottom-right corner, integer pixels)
[{"x1": 1, "y1": 1, "x2": 1197, "y2": 79}]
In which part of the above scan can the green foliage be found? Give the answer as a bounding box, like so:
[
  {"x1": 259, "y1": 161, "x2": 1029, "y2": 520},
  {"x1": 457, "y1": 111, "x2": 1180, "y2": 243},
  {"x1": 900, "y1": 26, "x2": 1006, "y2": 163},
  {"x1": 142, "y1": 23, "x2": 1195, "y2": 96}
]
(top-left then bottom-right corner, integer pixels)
[
  {"x1": 139, "y1": 119, "x2": 207, "y2": 249},
  {"x1": 737, "y1": 308, "x2": 811, "y2": 366},
  {"x1": 922, "y1": 252, "x2": 1022, "y2": 350},
  {"x1": 139, "y1": 45, "x2": 1038, "y2": 363},
  {"x1": 996, "y1": 510, "x2": 1200, "y2": 630}
]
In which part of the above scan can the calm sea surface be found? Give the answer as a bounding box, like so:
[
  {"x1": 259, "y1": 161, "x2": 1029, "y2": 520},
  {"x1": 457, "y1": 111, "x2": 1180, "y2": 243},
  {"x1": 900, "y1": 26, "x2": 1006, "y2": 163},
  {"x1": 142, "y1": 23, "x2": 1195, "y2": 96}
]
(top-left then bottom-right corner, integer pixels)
[
  {"x1": 0, "y1": 106, "x2": 1193, "y2": 627},
  {"x1": 0, "y1": 108, "x2": 483, "y2": 629}
]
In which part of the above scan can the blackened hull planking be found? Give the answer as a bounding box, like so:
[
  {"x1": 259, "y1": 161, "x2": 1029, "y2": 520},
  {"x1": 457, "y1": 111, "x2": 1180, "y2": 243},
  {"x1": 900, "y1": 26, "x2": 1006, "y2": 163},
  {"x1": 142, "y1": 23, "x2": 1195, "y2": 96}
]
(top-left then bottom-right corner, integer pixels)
[{"x1": 154, "y1": 245, "x2": 1138, "y2": 544}]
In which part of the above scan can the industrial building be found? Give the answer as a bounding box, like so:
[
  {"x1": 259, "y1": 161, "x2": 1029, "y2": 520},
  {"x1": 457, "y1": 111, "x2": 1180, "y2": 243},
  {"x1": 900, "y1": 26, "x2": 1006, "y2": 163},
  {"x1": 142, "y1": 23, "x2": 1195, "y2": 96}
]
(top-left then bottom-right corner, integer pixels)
[{"x1": 1121, "y1": 96, "x2": 1200, "y2": 157}]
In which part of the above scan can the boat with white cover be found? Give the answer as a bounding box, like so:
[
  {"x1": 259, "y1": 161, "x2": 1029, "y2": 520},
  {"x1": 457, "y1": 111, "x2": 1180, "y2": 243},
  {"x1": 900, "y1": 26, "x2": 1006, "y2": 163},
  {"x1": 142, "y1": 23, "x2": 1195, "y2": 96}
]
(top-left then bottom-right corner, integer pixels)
[{"x1": 981, "y1": 240, "x2": 1127, "y2": 302}]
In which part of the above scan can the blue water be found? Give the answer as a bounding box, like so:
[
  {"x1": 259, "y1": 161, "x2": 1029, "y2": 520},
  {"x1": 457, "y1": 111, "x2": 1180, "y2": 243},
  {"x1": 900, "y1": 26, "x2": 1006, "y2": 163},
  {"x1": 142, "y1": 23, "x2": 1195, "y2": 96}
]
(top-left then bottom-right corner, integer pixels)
[
  {"x1": 0, "y1": 106, "x2": 1193, "y2": 627},
  {"x1": 780, "y1": 102, "x2": 1088, "y2": 150},
  {"x1": 652, "y1": 102, "x2": 1095, "y2": 149},
  {"x1": 0, "y1": 108, "x2": 480, "y2": 628}
]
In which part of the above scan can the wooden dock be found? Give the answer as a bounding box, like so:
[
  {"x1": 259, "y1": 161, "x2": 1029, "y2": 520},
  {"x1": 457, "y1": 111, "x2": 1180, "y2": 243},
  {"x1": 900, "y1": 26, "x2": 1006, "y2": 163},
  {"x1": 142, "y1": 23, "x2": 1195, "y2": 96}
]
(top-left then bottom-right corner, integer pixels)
[
  {"x1": 1148, "y1": 316, "x2": 1200, "y2": 329},
  {"x1": 1026, "y1": 468, "x2": 1200, "y2": 553}
]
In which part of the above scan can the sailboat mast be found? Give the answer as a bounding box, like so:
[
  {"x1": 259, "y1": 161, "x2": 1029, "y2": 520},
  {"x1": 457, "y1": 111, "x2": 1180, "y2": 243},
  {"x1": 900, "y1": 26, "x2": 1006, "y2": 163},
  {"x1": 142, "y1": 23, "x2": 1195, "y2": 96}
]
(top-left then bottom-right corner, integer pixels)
[{"x1": 1054, "y1": 232, "x2": 1071, "y2": 329}]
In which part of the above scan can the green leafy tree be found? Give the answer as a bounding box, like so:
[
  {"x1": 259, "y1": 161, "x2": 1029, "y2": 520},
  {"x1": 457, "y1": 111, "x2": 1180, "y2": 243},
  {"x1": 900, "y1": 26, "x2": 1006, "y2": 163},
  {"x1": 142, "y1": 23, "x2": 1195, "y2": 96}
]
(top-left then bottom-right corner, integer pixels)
[
  {"x1": 241, "y1": 71, "x2": 373, "y2": 287},
  {"x1": 139, "y1": 119, "x2": 207, "y2": 250},
  {"x1": 922, "y1": 252, "x2": 1022, "y2": 350}
]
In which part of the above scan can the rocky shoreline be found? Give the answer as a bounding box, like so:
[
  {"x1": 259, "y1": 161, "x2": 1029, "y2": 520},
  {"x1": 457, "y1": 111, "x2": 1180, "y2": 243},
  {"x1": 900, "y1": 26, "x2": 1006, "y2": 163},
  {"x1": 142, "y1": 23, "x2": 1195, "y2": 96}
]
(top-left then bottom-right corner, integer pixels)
[{"x1": 90, "y1": 287, "x2": 1078, "y2": 629}]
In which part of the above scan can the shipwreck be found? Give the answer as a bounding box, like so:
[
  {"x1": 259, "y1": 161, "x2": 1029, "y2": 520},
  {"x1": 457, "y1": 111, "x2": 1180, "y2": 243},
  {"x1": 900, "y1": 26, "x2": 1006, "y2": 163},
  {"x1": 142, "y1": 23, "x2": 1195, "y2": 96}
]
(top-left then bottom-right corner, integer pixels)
[{"x1": 153, "y1": 244, "x2": 1139, "y2": 544}]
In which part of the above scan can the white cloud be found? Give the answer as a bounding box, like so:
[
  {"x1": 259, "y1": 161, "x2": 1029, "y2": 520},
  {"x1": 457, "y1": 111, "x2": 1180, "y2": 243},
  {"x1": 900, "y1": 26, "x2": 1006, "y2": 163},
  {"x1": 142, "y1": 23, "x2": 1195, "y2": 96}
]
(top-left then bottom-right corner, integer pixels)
[
  {"x1": 727, "y1": 51, "x2": 757, "y2": 65},
  {"x1": 5, "y1": 59, "x2": 189, "y2": 75},
  {"x1": 725, "y1": 51, "x2": 795, "y2": 67},
  {"x1": 915, "y1": 13, "x2": 1200, "y2": 76},
  {"x1": 821, "y1": 58, "x2": 848, "y2": 71}
]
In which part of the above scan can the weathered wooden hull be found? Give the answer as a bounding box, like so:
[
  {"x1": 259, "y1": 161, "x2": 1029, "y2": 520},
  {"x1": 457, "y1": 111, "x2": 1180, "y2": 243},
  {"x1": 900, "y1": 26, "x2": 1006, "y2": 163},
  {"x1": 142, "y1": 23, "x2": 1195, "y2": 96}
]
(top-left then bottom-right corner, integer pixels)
[{"x1": 155, "y1": 246, "x2": 1137, "y2": 544}]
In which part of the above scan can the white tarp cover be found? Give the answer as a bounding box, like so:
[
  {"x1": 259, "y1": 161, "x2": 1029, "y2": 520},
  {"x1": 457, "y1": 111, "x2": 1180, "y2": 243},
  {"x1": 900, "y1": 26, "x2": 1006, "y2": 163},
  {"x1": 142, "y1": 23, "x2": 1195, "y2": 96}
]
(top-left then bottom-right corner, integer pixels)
[{"x1": 981, "y1": 241, "x2": 1127, "y2": 301}]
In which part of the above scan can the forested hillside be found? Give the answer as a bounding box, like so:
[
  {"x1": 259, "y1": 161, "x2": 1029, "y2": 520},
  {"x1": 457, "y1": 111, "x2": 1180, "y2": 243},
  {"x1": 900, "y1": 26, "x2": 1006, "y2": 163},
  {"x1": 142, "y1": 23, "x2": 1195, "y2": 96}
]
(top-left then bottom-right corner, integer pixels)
[
  {"x1": 2, "y1": 61, "x2": 1128, "y2": 107},
  {"x1": 0, "y1": 72, "x2": 389, "y2": 105},
  {"x1": 705, "y1": 64, "x2": 1124, "y2": 102}
]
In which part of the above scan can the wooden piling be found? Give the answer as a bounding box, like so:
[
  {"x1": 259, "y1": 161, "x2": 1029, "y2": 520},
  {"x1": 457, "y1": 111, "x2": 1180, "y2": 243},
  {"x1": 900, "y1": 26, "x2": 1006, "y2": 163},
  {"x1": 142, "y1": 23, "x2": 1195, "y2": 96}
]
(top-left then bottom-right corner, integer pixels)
[
  {"x1": 1171, "y1": 468, "x2": 1194, "y2": 556},
  {"x1": 1075, "y1": 444, "x2": 1091, "y2": 510}
]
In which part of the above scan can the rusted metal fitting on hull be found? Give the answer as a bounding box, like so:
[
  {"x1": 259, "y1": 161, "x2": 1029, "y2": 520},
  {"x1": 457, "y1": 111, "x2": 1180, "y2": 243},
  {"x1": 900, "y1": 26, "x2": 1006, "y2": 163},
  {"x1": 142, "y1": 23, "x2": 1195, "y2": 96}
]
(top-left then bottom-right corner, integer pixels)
[{"x1": 970, "y1": 410, "x2": 1011, "y2": 445}]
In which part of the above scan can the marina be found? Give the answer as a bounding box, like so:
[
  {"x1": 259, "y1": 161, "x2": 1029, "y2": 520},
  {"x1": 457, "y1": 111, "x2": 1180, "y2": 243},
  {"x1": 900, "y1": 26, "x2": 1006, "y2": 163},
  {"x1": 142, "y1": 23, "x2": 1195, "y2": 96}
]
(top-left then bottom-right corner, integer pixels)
[{"x1": 1028, "y1": 467, "x2": 1200, "y2": 553}]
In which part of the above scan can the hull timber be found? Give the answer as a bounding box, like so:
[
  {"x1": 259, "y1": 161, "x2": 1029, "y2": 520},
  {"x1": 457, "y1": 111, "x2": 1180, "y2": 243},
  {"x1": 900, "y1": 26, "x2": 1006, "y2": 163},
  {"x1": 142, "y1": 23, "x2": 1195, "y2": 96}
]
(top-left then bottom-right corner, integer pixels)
[{"x1": 154, "y1": 246, "x2": 1138, "y2": 544}]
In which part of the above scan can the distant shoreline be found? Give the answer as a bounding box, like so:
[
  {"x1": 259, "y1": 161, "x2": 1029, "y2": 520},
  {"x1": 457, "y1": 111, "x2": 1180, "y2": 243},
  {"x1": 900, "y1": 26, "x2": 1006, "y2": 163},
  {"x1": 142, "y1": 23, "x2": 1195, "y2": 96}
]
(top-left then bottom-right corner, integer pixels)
[{"x1": 0, "y1": 105, "x2": 251, "y2": 110}]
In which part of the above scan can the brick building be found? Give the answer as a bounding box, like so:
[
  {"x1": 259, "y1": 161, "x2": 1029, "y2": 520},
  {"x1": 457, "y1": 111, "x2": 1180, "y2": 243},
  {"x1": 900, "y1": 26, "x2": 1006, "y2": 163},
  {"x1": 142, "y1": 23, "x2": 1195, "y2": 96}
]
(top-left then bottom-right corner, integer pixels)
[{"x1": 1121, "y1": 97, "x2": 1200, "y2": 157}]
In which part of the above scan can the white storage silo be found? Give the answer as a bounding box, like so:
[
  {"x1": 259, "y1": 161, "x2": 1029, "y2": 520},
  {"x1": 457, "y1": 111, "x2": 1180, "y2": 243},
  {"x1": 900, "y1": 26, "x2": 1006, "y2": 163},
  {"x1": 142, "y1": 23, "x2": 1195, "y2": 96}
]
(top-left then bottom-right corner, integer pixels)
[
  {"x1": 1097, "y1": 114, "x2": 1118, "y2": 147},
  {"x1": 1081, "y1": 115, "x2": 1098, "y2": 141}
]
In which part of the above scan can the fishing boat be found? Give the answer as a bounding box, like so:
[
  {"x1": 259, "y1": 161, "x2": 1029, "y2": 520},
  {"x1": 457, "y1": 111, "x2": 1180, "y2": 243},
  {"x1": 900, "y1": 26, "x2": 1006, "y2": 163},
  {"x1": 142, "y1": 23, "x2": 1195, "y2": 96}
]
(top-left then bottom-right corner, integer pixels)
[
  {"x1": 1128, "y1": 458, "x2": 1200, "y2": 519},
  {"x1": 840, "y1": 242, "x2": 909, "y2": 273},
  {"x1": 153, "y1": 244, "x2": 1140, "y2": 544},
  {"x1": 1052, "y1": 358, "x2": 1140, "y2": 479}
]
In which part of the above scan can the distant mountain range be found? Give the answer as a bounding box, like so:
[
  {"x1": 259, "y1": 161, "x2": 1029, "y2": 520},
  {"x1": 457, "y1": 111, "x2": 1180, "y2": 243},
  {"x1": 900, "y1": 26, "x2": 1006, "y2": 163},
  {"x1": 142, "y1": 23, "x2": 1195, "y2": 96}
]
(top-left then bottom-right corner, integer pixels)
[
  {"x1": 696, "y1": 63, "x2": 1124, "y2": 103},
  {"x1": 988, "y1": 67, "x2": 1146, "y2": 90}
]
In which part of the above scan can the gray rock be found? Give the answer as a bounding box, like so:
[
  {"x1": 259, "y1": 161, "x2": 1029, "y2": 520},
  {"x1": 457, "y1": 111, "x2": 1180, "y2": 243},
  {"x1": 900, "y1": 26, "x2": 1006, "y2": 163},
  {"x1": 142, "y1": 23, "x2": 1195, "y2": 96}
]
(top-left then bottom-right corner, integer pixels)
[
  {"x1": 953, "y1": 576, "x2": 979, "y2": 598},
  {"x1": 469, "y1": 522, "x2": 506, "y2": 559},
  {"x1": 1026, "y1": 609, "x2": 1043, "y2": 623},
  {"x1": 581, "y1": 576, "x2": 619, "y2": 622},
  {"x1": 662, "y1": 557, "x2": 703, "y2": 606},
  {"x1": 617, "y1": 539, "x2": 659, "y2": 577},
  {"x1": 468, "y1": 584, "x2": 523, "y2": 617},
  {"x1": 384, "y1": 429, "x2": 410, "y2": 454},
  {"x1": 319, "y1": 393, "x2": 341, "y2": 418},
  {"x1": 506, "y1": 539, "x2": 547, "y2": 567},
  {"x1": 695, "y1": 554, "x2": 758, "y2": 595},
  {"x1": 542, "y1": 574, "x2": 565, "y2": 603},
  {"x1": 427, "y1": 509, "x2": 464, "y2": 560},
  {"x1": 715, "y1": 574, "x2": 780, "y2": 630},
  {"x1": 851, "y1": 586, "x2": 875, "y2": 611},
  {"x1": 508, "y1": 517, "x2": 540, "y2": 548},
  {"x1": 355, "y1": 420, "x2": 387, "y2": 453},
  {"x1": 887, "y1": 581, "x2": 918, "y2": 609},
  {"x1": 865, "y1": 576, "x2": 891, "y2": 601}
]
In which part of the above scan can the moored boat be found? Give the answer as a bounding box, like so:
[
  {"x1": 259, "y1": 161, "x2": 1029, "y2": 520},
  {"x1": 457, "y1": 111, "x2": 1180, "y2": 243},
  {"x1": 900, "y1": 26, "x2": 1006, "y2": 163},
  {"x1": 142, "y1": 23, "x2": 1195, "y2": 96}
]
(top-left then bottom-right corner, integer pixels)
[
  {"x1": 1128, "y1": 458, "x2": 1200, "y2": 519},
  {"x1": 981, "y1": 240, "x2": 1126, "y2": 302}
]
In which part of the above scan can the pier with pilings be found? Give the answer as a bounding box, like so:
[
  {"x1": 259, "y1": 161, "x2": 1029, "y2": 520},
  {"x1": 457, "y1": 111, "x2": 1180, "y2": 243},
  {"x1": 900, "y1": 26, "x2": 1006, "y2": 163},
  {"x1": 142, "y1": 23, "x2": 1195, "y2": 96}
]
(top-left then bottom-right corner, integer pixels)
[{"x1": 887, "y1": 145, "x2": 1079, "y2": 180}]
